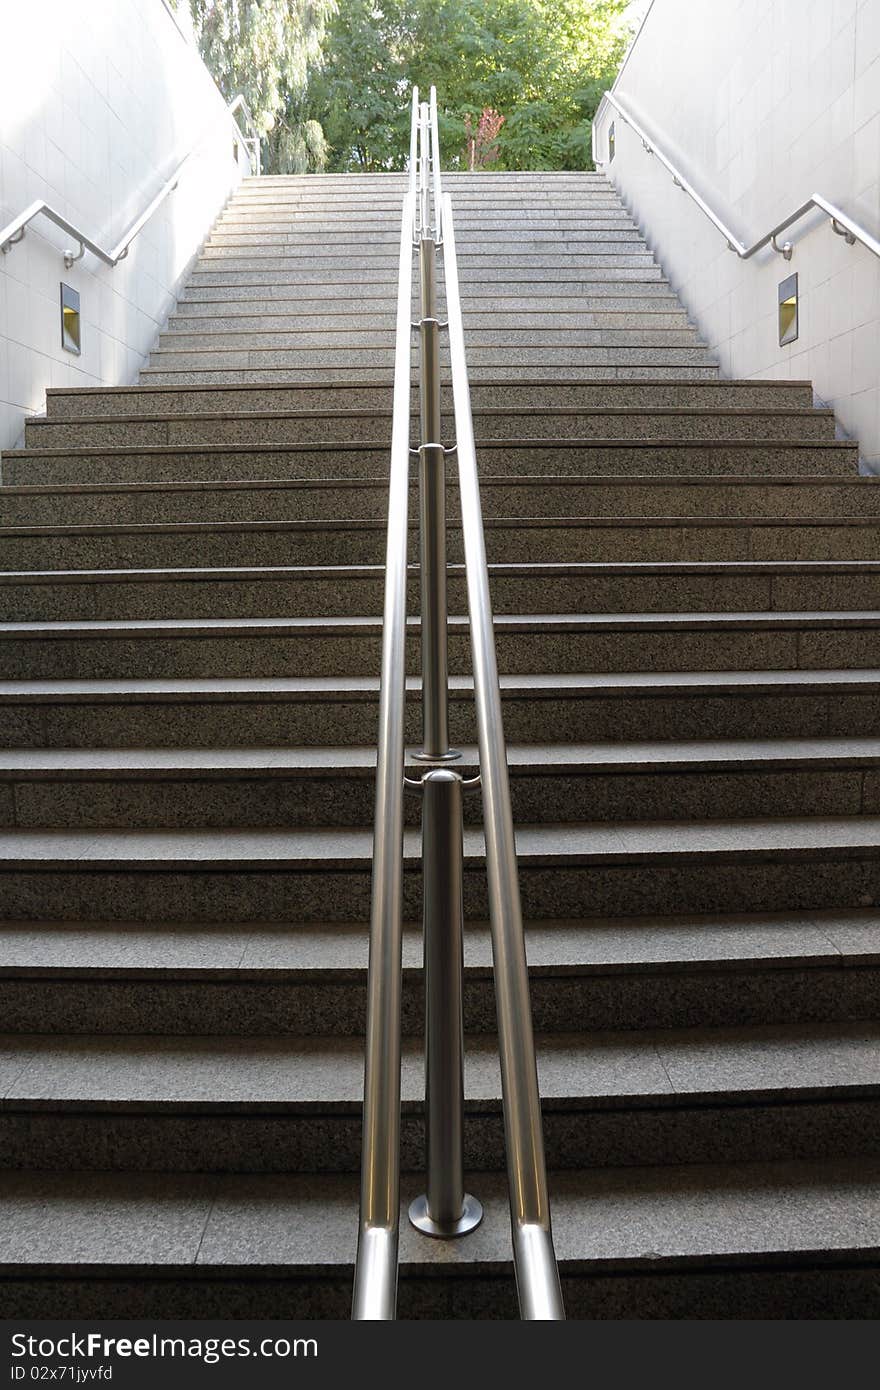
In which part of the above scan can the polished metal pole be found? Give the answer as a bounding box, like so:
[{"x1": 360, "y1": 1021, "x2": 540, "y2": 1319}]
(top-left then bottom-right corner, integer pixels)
[
  {"x1": 409, "y1": 770, "x2": 482, "y2": 1237},
  {"x1": 416, "y1": 238, "x2": 453, "y2": 762}
]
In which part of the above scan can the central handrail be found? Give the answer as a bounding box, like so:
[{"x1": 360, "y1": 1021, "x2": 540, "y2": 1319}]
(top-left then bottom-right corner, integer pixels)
[
  {"x1": 352, "y1": 84, "x2": 564, "y2": 1322},
  {"x1": 0, "y1": 94, "x2": 260, "y2": 270},
  {"x1": 593, "y1": 90, "x2": 880, "y2": 264}
]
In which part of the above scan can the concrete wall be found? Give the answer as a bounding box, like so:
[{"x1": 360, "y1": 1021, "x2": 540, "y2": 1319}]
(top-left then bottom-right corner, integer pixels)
[
  {"x1": 594, "y1": 0, "x2": 880, "y2": 469},
  {"x1": 0, "y1": 0, "x2": 248, "y2": 450}
]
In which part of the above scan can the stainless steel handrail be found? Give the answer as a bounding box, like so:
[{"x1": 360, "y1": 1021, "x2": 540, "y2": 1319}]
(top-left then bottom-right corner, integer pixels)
[
  {"x1": 353, "y1": 84, "x2": 564, "y2": 1321},
  {"x1": 593, "y1": 90, "x2": 880, "y2": 263},
  {"x1": 441, "y1": 197, "x2": 564, "y2": 1320},
  {"x1": 350, "y1": 95, "x2": 419, "y2": 1324},
  {"x1": 0, "y1": 94, "x2": 259, "y2": 270}
]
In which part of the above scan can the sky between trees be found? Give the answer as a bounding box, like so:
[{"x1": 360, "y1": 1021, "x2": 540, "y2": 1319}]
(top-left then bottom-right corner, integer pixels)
[{"x1": 179, "y1": 0, "x2": 633, "y2": 174}]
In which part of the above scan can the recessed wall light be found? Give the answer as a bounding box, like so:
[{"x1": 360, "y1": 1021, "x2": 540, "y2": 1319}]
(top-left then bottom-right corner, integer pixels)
[
  {"x1": 60, "y1": 283, "x2": 81, "y2": 355},
  {"x1": 778, "y1": 272, "x2": 798, "y2": 346}
]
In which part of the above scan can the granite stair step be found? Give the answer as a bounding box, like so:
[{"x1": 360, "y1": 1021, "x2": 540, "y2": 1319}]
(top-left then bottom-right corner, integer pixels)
[
  {"x1": 0, "y1": 1158, "x2": 878, "y2": 1317},
  {"x1": 0, "y1": 1021, "x2": 879, "y2": 1173},
  {"x1": 155, "y1": 326, "x2": 705, "y2": 351},
  {"x1": 23, "y1": 406, "x2": 839, "y2": 453},
  {"x1": 43, "y1": 380, "x2": 817, "y2": 419},
  {"x1": 3, "y1": 610, "x2": 880, "y2": 681},
  {"x1": 3, "y1": 668, "x2": 875, "y2": 750},
  {"x1": 3, "y1": 734, "x2": 880, "y2": 828},
  {"x1": 1, "y1": 813, "x2": 879, "y2": 921},
  {"x1": 4, "y1": 560, "x2": 879, "y2": 623},
  {"x1": 0, "y1": 906, "x2": 877, "y2": 1035},
  {"x1": 7, "y1": 515, "x2": 880, "y2": 571},
  {"x1": 9, "y1": 441, "x2": 856, "y2": 486},
  {"x1": 4, "y1": 474, "x2": 877, "y2": 529}
]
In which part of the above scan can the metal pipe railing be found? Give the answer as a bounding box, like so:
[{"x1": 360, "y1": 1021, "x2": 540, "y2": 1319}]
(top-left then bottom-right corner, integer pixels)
[
  {"x1": 441, "y1": 193, "x2": 564, "y2": 1320},
  {"x1": 0, "y1": 94, "x2": 260, "y2": 270},
  {"x1": 350, "y1": 186, "x2": 416, "y2": 1322},
  {"x1": 353, "y1": 84, "x2": 564, "y2": 1321},
  {"x1": 593, "y1": 90, "x2": 880, "y2": 264}
]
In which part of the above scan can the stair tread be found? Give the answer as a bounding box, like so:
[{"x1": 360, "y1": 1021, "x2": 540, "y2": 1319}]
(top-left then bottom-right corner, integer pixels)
[
  {"x1": 5, "y1": 558, "x2": 880, "y2": 584},
  {"x1": 1, "y1": 1157, "x2": 878, "y2": 1271},
  {"x1": 3, "y1": 610, "x2": 880, "y2": 638},
  {"x1": 0, "y1": 906, "x2": 874, "y2": 975},
  {"x1": 3, "y1": 734, "x2": 880, "y2": 776},
  {"x1": 1, "y1": 814, "x2": 879, "y2": 866},
  {"x1": 2, "y1": 667, "x2": 878, "y2": 700},
  {"x1": 0, "y1": 1019, "x2": 878, "y2": 1108}
]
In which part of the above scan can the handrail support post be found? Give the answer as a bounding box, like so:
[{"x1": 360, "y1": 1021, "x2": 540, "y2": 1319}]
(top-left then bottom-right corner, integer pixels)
[
  {"x1": 415, "y1": 234, "x2": 456, "y2": 763},
  {"x1": 409, "y1": 769, "x2": 482, "y2": 1238}
]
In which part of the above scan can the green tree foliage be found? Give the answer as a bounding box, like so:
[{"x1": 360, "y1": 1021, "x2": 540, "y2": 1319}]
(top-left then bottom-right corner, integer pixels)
[
  {"x1": 187, "y1": 0, "x2": 336, "y2": 172},
  {"x1": 307, "y1": 0, "x2": 632, "y2": 172}
]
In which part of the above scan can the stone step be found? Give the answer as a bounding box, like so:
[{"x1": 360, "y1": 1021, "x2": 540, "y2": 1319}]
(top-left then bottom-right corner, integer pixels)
[
  {"x1": 45, "y1": 380, "x2": 816, "y2": 420},
  {"x1": 1, "y1": 1157, "x2": 877, "y2": 1317},
  {"x1": 1, "y1": 906, "x2": 876, "y2": 1035},
  {"x1": 0, "y1": 1022, "x2": 878, "y2": 1174},
  {"x1": 3, "y1": 736, "x2": 880, "y2": 830},
  {"x1": 179, "y1": 278, "x2": 677, "y2": 303},
  {"x1": 154, "y1": 328, "x2": 704, "y2": 351},
  {"x1": 172, "y1": 296, "x2": 688, "y2": 319},
  {"x1": 193, "y1": 252, "x2": 660, "y2": 273},
  {"x1": 184, "y1": 265, "x2": 666, "y2": 285},
  {"x1": 2, "y1": 610, "x2": 879, "y2": 681},
  {"x1": 206, "y1": 228, "x2": 647, "y2": 246},
  {"x1": 22, "y1": 407, "x2": 838, "y2": 454},
  {"x1": 138, "y1": 365, "x2": 722, "y2": 385},
  {"x1": 143, "y1": 347, "x2": 718, "y2": 372},
  {"x1": 10, "y1": 440, "x2": 857, "y2": 486},
  {"x1": 1, "y1": 474, "x2": 875, "y2": 530},
  {"x1": 213, "y1": 217, "x2": 637, "y2": 234},
  {"x1": 2, "y1": 667, "x2": 877, "y2": 751},
  {"x1": 165, "y1": 309, "x2": 695, "y2": 333},
  {"x1": 3, "y1": 561, "x2": 878, "y2": 623},
  {"x1": 5, "y1": 514, "x2": 880, "y2": 572},
  {"x1": 1, "y1": 813, "x2": 880, "y2": 922}
]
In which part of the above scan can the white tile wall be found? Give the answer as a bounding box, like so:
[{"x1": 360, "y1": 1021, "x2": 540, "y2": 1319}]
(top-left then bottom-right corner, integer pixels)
[
  {"x1": 595, "y1": 0, "x2": 880, "y2": 469},
  {"x1": 0, "y1": 0, "x2": 247, "y2": 452}
]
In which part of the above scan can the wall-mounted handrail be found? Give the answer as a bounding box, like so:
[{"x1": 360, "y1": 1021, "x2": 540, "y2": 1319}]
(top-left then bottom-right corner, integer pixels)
[
  {"x1": 593, "y1": 89, "x2": 880, "y2": 263},
  {"x1": 352, "y1": 83, "x2": 564, "y2": 1322},
  {"x1": 0, "y1": 94, "x2": 259, "y2": 270}
]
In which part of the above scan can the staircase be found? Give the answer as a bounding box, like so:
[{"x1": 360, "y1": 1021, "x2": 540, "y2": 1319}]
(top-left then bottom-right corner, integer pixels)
[{"x1": 1, "y1": 171, "x2": 879, "y2": 1319}]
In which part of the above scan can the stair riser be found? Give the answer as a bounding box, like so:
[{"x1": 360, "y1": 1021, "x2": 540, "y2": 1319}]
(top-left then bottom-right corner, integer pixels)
[
  {"x1": 163, "y1": 311, "x2": 694, "y2": 333},
  {"x1": 23, "y1": 410, "x2": 837, "y2": 450},
  {"x1": 173, "y1": 295, "x2": 687, "y2": 317},
  {"x1": 44, "y1": 382, "x2": 816, "y2": 418},
  {"x1": 145, "y1": 348, "x2": 717, "y2": 370},
  {"x1": 156, "y1": 328, "x2": 703, "y2": 350},
  {"x1": 212, "y1": 220, "x2": 639, "y2": 236},
  {"x1": 138, "y1": 367, "x2": 723, "y2": 385},
  {"x1": 4, "y1": 520, "x2": 878, "y2": 570},
  {"x1": 1, "y1": 1096, "x2": 878, "y2": 1175},
  {"x1": 3, "y1": 1264, "x2": 877, "y2": 1319},
  {"x1": 179, "y1": 278, "x2": 676, "y2": 302},
  {"x1": 3, "y1": 478, "x2": 873, "y2": 528},
  {"x1": 194, "y1": 253, "x2": 660, "y2": 271},
  {"x1": 185, "y1": 266, "x2": 666, "y2": 285},
  {"x1": 1, "y1": 761, "x2": 870, "y2": 829},
  {"x1": 2, "y1": 963, "x2": 876, "y2": 1035},
  {"x1": 3, "y1": 625, "x2": 878, "y2": 680},
  {"x1": 10, "y1": 442, "x2": 852, "y2": 485},
  {"x1": 205, "y1": 230, "x2": 646, "y2": 246},
  {"x1": 3, "y1": 684, "x2": 869, "y2": 750},
  {"x1": 7, "y1": 570, "x2": 873, "y2": 622},
  {"x1": 2, "y1": 851, "x2": 879, "y2": 921}
]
